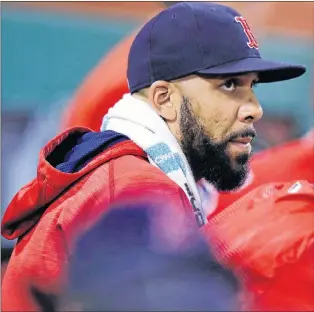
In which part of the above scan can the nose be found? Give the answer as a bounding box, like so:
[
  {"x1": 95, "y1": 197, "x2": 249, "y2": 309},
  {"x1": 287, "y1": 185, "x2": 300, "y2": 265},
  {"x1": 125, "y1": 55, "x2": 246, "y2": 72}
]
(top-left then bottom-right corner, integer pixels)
[{"x1": 238, "y1": 96, "x2": 263, "y2": 124}]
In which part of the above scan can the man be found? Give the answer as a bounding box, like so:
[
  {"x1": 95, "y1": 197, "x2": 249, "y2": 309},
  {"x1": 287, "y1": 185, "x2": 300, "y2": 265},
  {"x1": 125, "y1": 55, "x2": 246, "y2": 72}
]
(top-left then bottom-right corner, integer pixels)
[{"x1": 1, "y1": 2, "x2": 305, "y2": 311}]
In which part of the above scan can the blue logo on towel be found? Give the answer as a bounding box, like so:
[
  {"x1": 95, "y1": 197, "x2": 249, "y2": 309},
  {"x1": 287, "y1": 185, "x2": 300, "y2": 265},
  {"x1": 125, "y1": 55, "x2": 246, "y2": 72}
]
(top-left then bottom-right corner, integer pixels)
[{"x1": 146, "y1": 143, "x2": 186, "y2": 176}]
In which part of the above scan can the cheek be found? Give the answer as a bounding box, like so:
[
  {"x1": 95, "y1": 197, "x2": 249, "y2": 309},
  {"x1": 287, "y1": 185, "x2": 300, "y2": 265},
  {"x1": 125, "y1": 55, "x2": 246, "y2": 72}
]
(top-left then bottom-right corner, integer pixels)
[
  {"x1": 200, "y1": 110, "x2": 234, "y2": 142},
  {"x1": 195, "y1": 93, "x2": 238, "y2": 140}
]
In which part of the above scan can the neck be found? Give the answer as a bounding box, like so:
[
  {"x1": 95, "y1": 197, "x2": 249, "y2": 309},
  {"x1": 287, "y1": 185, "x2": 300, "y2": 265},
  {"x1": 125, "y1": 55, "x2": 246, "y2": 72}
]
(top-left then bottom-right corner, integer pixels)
[{"x1": 132, "y1": 93, "x2": 148, "y2": 104}]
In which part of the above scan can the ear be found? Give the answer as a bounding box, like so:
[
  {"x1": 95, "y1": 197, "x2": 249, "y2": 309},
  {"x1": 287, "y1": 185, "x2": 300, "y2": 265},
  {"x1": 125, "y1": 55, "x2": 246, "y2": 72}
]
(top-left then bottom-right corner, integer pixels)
[{"x1": 148, "y1": 80, "x2": 177, "y2": 121}]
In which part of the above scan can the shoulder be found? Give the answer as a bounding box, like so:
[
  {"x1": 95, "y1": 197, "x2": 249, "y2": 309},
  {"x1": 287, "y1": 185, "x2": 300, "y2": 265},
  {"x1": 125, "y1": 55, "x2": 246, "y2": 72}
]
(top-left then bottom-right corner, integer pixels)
[
  {"x1": 111, "y1": 154, "x2": 190, "y2": 210},
  {"x1": 58, "y1": 152, "x2": 191, "y2": 248}
]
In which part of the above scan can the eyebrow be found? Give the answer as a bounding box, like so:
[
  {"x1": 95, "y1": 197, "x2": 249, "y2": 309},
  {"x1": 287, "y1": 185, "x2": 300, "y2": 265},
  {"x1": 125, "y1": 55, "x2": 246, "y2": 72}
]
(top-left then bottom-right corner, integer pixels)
[
  {"x1": 198, "y1": 73, "x2": 259, "y2": 81},
  {"x1": 218, "y1": 73, "x2": 259, "y2": 79},
  {"x1": 213, "y1": 75, "x2": 260, "y2": 84}
]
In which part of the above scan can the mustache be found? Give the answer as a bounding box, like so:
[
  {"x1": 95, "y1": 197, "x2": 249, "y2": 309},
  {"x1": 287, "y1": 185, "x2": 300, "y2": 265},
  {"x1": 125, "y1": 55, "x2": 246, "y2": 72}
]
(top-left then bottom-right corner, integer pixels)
[{"x1": 225, "y1": 128, "x2": 257, "y2": 142}]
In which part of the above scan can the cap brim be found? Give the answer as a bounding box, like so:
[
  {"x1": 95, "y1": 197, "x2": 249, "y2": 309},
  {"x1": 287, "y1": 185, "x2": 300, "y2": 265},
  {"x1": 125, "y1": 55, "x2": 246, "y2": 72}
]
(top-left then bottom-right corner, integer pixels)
[{"x1": 197, "y1": 57, "x2": 306, "y2": 82}]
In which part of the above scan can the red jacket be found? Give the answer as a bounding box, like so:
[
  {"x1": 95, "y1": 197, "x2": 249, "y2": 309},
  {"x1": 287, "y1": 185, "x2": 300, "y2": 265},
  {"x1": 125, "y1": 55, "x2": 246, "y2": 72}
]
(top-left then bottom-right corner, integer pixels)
[
  {"x1": 1, "y1": 128, "x2": 192, "y2": 311},
  {"x1": 2, "y1": 128, "x2": 314, "y2": 311}
]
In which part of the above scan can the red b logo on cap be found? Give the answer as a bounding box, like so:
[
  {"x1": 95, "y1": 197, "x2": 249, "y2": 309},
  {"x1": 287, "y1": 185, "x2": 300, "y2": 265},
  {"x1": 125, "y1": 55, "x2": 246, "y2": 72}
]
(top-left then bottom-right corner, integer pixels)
[{"x1": 235, "y1": 16, "x2": 259, "y2": 49}]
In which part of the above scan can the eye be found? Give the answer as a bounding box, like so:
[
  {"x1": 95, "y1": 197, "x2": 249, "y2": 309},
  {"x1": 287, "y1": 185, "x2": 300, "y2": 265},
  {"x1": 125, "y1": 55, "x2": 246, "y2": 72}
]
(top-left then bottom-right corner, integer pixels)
[
  {"x1": 251, "y1": 80, "x2": 259, "y2": 88},
  {"x1": 221, "y1": 78, "x2": 238, "y2": 91}
]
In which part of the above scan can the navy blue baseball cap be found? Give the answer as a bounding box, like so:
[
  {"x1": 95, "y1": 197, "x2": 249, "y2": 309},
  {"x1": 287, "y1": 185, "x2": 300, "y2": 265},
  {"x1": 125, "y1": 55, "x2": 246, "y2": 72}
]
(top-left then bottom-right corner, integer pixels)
[{"x1": 127, "y1": 2, "x2": 306, "y2": 93}]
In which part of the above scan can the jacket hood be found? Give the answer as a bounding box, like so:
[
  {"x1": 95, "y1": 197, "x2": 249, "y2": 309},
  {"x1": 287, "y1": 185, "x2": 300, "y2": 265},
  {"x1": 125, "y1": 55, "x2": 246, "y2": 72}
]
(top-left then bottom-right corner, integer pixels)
[{"x1": 1, "y1": 127, "x2": 145, "y2": 240}]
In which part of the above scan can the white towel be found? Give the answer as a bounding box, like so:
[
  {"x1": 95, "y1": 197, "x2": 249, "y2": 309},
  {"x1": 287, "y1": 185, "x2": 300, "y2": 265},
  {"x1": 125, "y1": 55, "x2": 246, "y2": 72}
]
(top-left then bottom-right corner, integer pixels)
[{"x1": 101, "y1": 94, "x2": 214, "y2": 226}]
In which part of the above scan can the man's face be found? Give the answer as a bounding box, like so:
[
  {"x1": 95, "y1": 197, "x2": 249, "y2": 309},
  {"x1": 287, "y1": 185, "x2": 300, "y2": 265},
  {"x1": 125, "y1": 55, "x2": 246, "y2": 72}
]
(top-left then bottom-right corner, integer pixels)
[{"x1": 173, "y1": 73, "x2": 263, "y2": 191}]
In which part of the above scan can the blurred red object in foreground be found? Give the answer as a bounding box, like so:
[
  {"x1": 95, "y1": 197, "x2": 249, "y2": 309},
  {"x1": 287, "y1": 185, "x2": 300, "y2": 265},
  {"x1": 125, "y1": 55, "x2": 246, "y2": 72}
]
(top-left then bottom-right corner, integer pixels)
[{"x1": 204, "y1": 180, "x2": 314, "y2": 311}]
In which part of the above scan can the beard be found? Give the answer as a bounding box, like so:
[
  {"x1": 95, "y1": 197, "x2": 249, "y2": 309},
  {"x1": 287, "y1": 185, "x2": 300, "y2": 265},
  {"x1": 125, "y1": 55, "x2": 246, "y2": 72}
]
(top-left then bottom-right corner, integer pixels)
[{"x1": 179, "y1": 96, "x2": 255, "y2": 192}]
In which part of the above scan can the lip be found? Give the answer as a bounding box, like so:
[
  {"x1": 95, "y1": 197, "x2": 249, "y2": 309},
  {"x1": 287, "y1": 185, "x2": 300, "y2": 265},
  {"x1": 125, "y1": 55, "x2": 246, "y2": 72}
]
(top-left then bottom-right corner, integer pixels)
[
  {"x1": 228, "y1": 138, "x2": 252, "y2": 153},
  {"x1": 230, "y1": 136, "x2": 253, "y2": 144}
]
